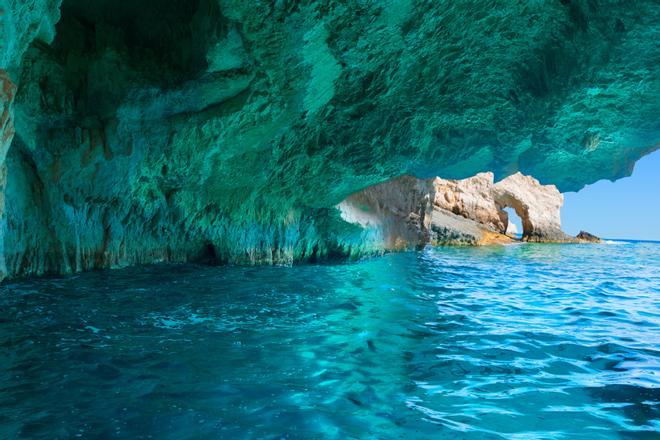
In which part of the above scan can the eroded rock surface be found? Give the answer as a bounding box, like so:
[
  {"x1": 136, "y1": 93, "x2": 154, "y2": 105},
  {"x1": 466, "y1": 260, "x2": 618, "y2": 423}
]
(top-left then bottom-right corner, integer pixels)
[
  {"x1": 0, "y1": 1, "x2": 658, "y2": 279},
  {"x1": 433, "y1": 173, "x2": 506, "y2": 233},
  {"x1": 435, "y1": 172, "x2": 575, "y2": 242},
  {"x1": 0, "y1": 70, "x2": 16, "y2": 279},
  {"x1": 492, "y1": 173, "x2": 574, "y2": 242},
  {"x1": 340, "y1": 172, "x2": 578, "y2": 250}
]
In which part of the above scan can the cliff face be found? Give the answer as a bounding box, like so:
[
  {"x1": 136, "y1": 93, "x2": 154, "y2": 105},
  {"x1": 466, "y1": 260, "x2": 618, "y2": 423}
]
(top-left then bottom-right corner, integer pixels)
[
  {"x1": 339, "y1": 172, "x2": 575, "y2": 250},
  {"x1": 433, "y1": 173, "x2": 508, "y2": 233},
  {"x1": 0, "y1": 1, "x2": 658, "y2": 279},
  {"x1": 435, "y1": 172, "x2": 575, "y2": 243}
]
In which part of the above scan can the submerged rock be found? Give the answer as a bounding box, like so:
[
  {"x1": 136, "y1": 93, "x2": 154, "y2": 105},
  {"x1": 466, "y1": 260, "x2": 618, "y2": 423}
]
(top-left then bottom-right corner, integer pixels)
[{"x1": 0, "y1": 1, "x2": 658, "y2": 279}]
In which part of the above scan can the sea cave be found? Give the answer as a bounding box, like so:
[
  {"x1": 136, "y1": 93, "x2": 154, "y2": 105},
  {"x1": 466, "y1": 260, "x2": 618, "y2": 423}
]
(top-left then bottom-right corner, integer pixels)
[{"x1": 0, "y1": 1, "x2": 658, "y2": 437}]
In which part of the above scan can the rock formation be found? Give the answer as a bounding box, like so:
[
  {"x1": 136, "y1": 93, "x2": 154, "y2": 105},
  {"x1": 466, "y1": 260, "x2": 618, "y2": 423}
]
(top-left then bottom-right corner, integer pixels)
[
  {"x1": 432, "y1": 173, "x2": 507, "y2": 232},
  {"x1": 0, "y1": 1, "x2": 658, "y2": 279},
  {"x1": 336, "y1": 176, "x2": 434, "y2": 254},
  {"x1": 492, "y1": 173, "x2": 575, "y2": 242},
  {"x1": 576, "y1": 230, "x2": 603, "y2": 243},
  {"x1": 434, "y1": 172, "x2": 576, "y2": 243},
  {"x1": 340, "y1": 172, "x2": 580, "y2": 249}
]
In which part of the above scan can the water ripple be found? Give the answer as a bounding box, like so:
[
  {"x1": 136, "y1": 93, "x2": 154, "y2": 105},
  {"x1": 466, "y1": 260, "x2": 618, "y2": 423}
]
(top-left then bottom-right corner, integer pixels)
[{"x1": 0, "y1": 242, "x2": 658, "y2": 438}]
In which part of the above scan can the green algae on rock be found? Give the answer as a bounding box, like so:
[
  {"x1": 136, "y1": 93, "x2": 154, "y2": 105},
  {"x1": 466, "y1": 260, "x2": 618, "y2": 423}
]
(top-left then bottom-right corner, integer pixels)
[{"x1": 0, "y1": 0, "x2": 658, "y2": 278}]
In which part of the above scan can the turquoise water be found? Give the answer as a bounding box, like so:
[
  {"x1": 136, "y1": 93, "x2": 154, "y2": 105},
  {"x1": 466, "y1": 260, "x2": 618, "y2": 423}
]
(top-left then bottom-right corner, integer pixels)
[{"x1": 1, "y1": 243, "x2": 659, "y2": 439}]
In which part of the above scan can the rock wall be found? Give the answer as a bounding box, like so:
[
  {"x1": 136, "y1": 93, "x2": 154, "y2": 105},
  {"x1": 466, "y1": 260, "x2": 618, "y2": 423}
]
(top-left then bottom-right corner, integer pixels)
[
  {"x1": 0, "y1": 1, "x2": 658, "y2": 279},
  {"x1": 435, "y1": 172, "x2": 574, "y2": 242},
  {"x1": 433, "y1": 173, "x2": 507, "y2": 233},
  {"x1": 339, "y1": 172, "x2": 577, "y2": 250},
  {"x1": 337, "y1": 176, "x2": 433, "y2": 253},
  {"x1": 0, "y1": 70, "x2": 16, "y2": 279},
  {"x1": 436, "y1": 172, "x2": 577, "y2": 243}
]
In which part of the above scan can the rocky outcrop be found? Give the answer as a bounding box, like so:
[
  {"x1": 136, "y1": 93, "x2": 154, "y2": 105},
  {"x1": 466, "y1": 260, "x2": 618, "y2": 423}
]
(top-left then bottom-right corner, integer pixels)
[
  {"x1": 339, "y1": 172, "x2": 580, "y2": 250},
  {"x1": 337, "y1": 176, "x2": 433, "y2": 253},
  {"x1": 576, "y1": 231, "x2": 603, "y2": 243},
  {"x1": 428, "y1": 208, "x2": 512, "y2": 247},
  {"x1": 0, "y1": 1, "x2": 658, "y2": 279},
  {"x1": 492, "y1": 173, "x2": 575, "y2": 242},
  {"x1": 435, "y1": 172, "x2": 575, "y2": 242},
  {"x1": 433, "y1": 173, "x2": 507, "y2": 233}
]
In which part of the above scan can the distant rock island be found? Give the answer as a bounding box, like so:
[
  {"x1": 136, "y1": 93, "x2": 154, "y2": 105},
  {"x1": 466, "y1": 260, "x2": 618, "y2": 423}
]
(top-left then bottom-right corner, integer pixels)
[
  {"x1": 576, "y1": 230, "x2": 603, "y2": 243},
  {"x1": 339, "y1": 172, "x2": 602, "y2": 248}
]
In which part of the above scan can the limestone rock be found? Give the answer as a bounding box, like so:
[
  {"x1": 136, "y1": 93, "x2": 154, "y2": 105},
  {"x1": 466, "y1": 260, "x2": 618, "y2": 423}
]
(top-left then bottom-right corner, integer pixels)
[
  {"x1": 339, "y1": 171, "x2": 579, "y2": 250},
  {"x1": 337, "y1": 176, "x2": 433, "y2": 253},
  {"x1": 429, "y1": 208, "x2": 510, "y2": 247},
  {"x1": 0, "y1": 71, "x2": 16, "y2": 163},
  {"x1": 433, "y1": 172, "x2": 575, "y2": 243},
  {"x1": 0, "y1": 0, "x2": 62, "y2": 75},
  {"x1": 0, "y1": 70, "x2": 17, "y2": 279},
  {"x1": 0, "y1": 1, "x2": 658, "y2": 279},
  {"x1": 433, "y1": 173, "x2": 506, "y2": 233},
  {"x1": 492, "y1": 173, "x2": 575, "y2": 243}
]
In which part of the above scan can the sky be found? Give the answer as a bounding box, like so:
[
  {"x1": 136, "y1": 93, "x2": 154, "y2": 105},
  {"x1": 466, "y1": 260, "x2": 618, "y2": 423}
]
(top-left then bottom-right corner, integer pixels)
[
  {"x1": 561, "y1": 150, "x2": 660, "y2": 241},
  {"x1": 504, "y1": 207, "x2": 522, "y2": 236}
]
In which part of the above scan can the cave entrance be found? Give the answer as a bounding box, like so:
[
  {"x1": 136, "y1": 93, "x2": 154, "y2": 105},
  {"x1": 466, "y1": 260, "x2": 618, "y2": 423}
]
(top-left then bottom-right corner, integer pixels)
[{"x1": 503, "y1": 207, "x2": 523, "y2": 239}]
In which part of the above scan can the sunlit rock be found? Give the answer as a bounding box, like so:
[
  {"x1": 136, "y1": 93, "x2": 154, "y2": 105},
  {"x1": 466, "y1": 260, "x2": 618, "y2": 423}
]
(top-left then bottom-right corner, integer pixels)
[
  {"x1": 339, "y1": 172, "x2": 581, "y2": 249},
  {"x1": 492, "y1": 173, "x2": 574, "y2": 242},
  {"x1": 428, "y1": 208, "x2": 511, "y2": 247},
  {"x1": 433, "y1": 172, "x2": 575, "y2": 243},
  {"x1": 433, "y1": 173, "x2": 506, "y2": 233}
]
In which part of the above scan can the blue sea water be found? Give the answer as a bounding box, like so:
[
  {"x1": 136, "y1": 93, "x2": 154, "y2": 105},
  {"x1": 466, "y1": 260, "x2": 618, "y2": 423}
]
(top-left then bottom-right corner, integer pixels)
[{"x1": 0, "y1": 242, "x2": 658, "y2": 439}]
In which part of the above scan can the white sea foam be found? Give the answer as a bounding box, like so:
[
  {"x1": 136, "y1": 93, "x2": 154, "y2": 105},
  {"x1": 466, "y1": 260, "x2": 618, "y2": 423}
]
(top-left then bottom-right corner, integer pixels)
[{"x1": 604, "y1": 240, "x2": 628, "y2": 245}]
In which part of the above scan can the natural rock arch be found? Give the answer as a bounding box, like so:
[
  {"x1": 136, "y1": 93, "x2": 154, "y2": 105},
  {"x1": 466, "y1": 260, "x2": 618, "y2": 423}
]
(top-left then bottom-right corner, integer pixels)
[
  {"x1": 339, "y1": 172, "x2": 577, "y2": 250},
  {"x1": 492, "y1": 173, "x2": 570, "y2": 242},
  {"x1": 430, "y1": 172, "x2": 571, "y2": 241}
]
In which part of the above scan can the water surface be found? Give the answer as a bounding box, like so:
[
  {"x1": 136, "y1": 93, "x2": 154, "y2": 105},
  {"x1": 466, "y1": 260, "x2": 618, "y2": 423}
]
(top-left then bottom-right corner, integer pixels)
[{"x1": 1, "y1": 242, "x2": 659, "y2": 439}]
